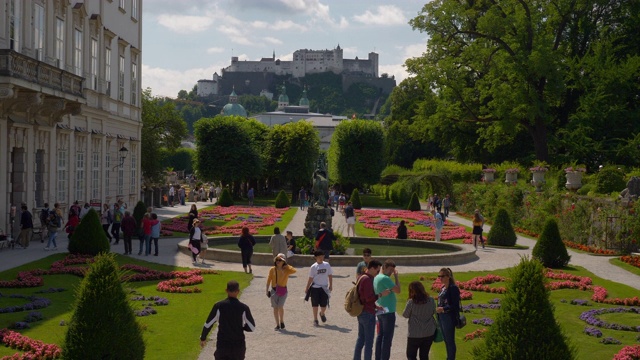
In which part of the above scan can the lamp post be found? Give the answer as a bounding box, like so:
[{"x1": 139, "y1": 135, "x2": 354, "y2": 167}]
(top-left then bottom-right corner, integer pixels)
[{"x1": 112, "y1": 146, "x2": 128, "y2": 170}]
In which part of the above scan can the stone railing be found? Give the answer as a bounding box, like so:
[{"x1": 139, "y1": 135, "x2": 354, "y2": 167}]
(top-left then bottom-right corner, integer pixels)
[{"x1": 0, "y1": 49, "x2": 84, "y2": 97}]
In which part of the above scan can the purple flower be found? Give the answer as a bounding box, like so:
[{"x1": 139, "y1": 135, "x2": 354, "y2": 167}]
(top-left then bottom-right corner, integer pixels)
[
  {"x1": 571, "y1": 299, "x2": 589, "y2": 306},
  {"x1": 24, "y1": 311, "x2": 43, "y2": 323},
  {"x1": 10, "y1": 321, "x2": 30, "y2": 330},
  {"x1": 472, "y1": 317, "x2": 494, "y2": 326},
  {"x1": 600, "y1": 337, "x2": 621, "y2": 345},
  {"x1": 488, "y1": 298, "x2": 501, "y2": 304},
  {"x1": 584, "y1": 326, "x2": 603, "y2": 338}
]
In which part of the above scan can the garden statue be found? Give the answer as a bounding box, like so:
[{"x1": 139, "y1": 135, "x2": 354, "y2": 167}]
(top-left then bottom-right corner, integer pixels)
[
  {"x1": 304, "y1": 154, "x2": 333, "y2": 238},
  {"x1": 619, "y1": 176, "x2": 640, "y2": 202},
  {"x1": 311, "y1": 154, "x2": 329, "y2": 207}
]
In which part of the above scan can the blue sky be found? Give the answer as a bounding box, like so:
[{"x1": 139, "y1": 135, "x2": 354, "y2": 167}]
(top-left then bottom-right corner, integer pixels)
[{"x1": 141, "y1": 0, "x2": 429, "y2": 98}]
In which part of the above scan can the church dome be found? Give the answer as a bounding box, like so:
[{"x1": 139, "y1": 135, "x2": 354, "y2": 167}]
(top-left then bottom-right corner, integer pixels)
[
  {"x1": 221, "y1": 103, "x2": 247, "y2": 117},
  {"x1": 278, "y1": 93, "x2": 289, "y2": 103},
  {"x1": 299, "y1": 89, "x2": 309, "y2": 107}
]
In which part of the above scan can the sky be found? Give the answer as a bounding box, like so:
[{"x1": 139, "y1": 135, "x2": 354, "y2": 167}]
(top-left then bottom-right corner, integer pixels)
[{"x1": 141, "y1": 0, "x2": 430, "y2": 98}]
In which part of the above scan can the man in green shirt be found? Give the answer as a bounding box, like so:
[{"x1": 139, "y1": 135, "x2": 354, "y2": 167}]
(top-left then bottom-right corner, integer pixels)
[{"x1": 373, "y1": 259, "x2": 400, "y2": 360}]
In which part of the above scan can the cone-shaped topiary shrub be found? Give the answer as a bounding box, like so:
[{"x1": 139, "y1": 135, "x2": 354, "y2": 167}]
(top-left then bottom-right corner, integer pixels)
[
  {"x1": 407, "y1": 192, "x2": 421, "y2": 211},
  {"x1": 487, "y1": 208, "x2": 517, "y2": 246},
  {"x1": 217, "y1": 188, "x2": 234, "y2": 207},
  {"x1": 133, "y1": 201, "x2": 147, "y2": 237},
  {"x1": 275, "y1": 190, "x2": 290, "y2": 208},
  {"x1": 472, "y1": 256, "x2": 576, "y2": 360},
  {"x1": 63, "y1": 253, "x2": 145, "y2": 359},
  {"x1": 350, "y1": 189, "x2": 362, "y2": 209},
  {"x1": 532, "y1": 218, "x2": 571, "y2": 268},
  {"x1": 68, "y1": 208, "x2": 109, "y2": 255}
]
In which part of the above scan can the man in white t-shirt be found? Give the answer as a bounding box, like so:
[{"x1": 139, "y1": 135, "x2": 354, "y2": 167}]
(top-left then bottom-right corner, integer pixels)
[{"x1": 305, "y1": 250, "x2": 333, "y2": 327}]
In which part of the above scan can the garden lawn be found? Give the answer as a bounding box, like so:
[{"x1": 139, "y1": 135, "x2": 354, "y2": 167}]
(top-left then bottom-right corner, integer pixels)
[
  {"x1": 359, "y1": 194, "x2": 403, "y2": 209},
  {"x1": 161, "y1": 206, "x2": 296, "y2": 237},
  {"x1": 610, "y1": 258, "x2": 640, "y2": 277},
  {"x1": 395, "y1": 266, "x2": 640, "y2": 360},
  {"x1": 0, "y1": 254, "x2": 250, "y2": 360}
]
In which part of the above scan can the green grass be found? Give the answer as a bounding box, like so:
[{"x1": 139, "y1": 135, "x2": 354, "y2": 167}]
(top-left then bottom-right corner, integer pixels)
[
  {"x1": 0, "y1": 254, "x2": 251, "y2": 360},
  {"x1": 359, "y1": 194, "x2": 402, "y2": 209},
  {"x1": 395, "y1": 266, "x2": 640, "y2": 360},
  {"x1": 609, "y1": 258, "x2": 640, "y2": 277}
]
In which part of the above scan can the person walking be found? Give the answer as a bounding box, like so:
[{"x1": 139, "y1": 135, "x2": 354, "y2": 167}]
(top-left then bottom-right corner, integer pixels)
[
  {"x1": 443, "y1": 194, "x2": 452, "y2": 219},
  {"x1": 169, "y1": 185, "x2": 175, "y2": 207},
  {"x1": 200, "y1": 280, "x2": 256, "y2": 360},
  {"x1": 374, "y1": 259, "x2": 401, "y2": 360},
  {"x1": 120, "y1": 211, "x2": 137, "y2": 255},
  {"x1": 111, "y1": 202, "x2": 122, "y2": 245},
  {"x1": 305, "y1": 250, "x2": 333, "y2": 327},
  {"x1": 65, "y1": 209, "x2": 80, "y2": 240},
  {"x1": 189, "y1": 219, "x2": 203, "y2": 265},
  {"x1": 402, "y1": 281, "x2": 437, "y2": 360},
  {"x1": 44, "y1": 209, "x2": 62, "y2": 251},
  {"x1": 209, "y1": 184, "x2": 215, "y2": 202},
  {"x1": 100, "y1": 203, "x2": 113, "y2": 243},
  {"x1": 18, "y1": 204, "x2": 33, "y2": 248},
  {"x1": 433, "y1": 210, "x2": 444, "y2": 242},
  {"x1": 187, "y1": 204, "x2": 198, "y2": 233},
  {"x1": 199, "y1": 229, "x2": 208, "y2": 264},
  {"x1": 79, "y1": 203, "x2": 90, "y2": 220},
  {"x1": 140, "y1": 213, "x2": 157, "y2": 256},
  {"x1": 237, "y1": 227, "x2": 256, "y2": 274},
  {"x1": 269, "y1": 227, "x2": 287, "y2": 258},
  {"x1": 247, "y1": 187, "x2": 255, "y2": 206},
  {"x1": 179, "y1": 186, "x2": 186, "y2": 206},
  {"x1": 472, "y1": 209, "x2": 485, "y2": 249},
  {"x1": 299, "y1": 187, "x2": 307, "y2": 210},
  {"x1": 353, "y1": 259, "x2": 385, "y2": 360},
  {"x1": 396, "y1": 220, "x2": 408, "y2": 240},
  {"x1": 314, "y1": 222, "x2": 335, "y2": 259},
  {"x1": 39, "y1": 203, "x2": 51, "y2": 242},
  {"x1": 345, "y1": 201, "x2": 356, "y2": 237},
  {"x1": 436, "y1": 268, "x2": 461, "y2": 360},
  {"x1": 150, "y1": 213, "x2": 161, "y2": 256},
  {"x1": 266, "y1": 253, "x2": 297, "y2": 330},
  {"x1": 356, "y1": 248, "x2": 373, "y2": 276}
]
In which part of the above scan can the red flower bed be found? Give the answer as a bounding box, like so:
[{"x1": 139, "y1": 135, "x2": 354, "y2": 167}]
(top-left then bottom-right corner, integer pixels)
[
  {"x1": 620, "y1": 255, "x2": 640, "y2": 269},
  {"x1": 591, "y1": 286, "x2": 640, "y2": 306},
  {"x1": 563, "y1": 240, "x2": 617, "y2": 255},
  {"x1": 356, "y1": 209, "x2": 472, "y2": 241},
  {"x1": 0, "y1": 329, "x2": 62, "y2": 359},
  {"x1": 614, "y1": 345, "x2": 640, "y2": 360}
]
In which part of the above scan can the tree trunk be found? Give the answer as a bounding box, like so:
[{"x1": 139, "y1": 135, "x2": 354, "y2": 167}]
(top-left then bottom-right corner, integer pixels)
[{"x1": 529, "y1": 119, "x2": 549, "y2": 162}]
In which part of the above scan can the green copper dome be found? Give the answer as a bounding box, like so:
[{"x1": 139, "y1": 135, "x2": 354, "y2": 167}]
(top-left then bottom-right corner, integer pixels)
[
  {"x1": 221, "y1": 103, "x2": 247, "y2": 117},
  {"x1": 299, "y1": 89, "x2": 309, "y2": 106},
  {"x1": 278, "y1": 84, "x2": 289, "y2": 103}
]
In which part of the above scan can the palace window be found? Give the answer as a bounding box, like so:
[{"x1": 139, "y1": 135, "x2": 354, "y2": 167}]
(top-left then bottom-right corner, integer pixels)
[
  {"x1": 130, "y1": 152, "x2": 137, "y2": 193},
  {"x1": 75, "y1": 152, "x2": 85, "y2": 201},
  {"x1": 91, "y1": 39, "x2": 98, "y2": 90},
  {"x1": 92, "y1": 151, "x2": 100, "y2": 199},
  {"x1": 105, "y1": 48, "x2": 112, "y2": 94},
  {"x1": 73, "y1": 29, "x2": 83, "y2": 76},
  {"x1": 118, "y1": 55, "x2": 125, "y2": 101},
  {"x1": 9, "y1": 0, "x2": 21, "y2": 52},
  {"x1": 33, "y1": 4, "x2": 44, "y2": 60},
  {"x1": 57, "y1": 150, "x2": 67, "y2": 202},
  {"x1": 55, "y1": 19, "x2": 65, "y2": 68}
]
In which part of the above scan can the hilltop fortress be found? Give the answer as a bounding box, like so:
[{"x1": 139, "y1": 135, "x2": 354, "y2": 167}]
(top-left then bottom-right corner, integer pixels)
[{"x1": 197, "y1": 45, "x2": 395, "y2": 99}]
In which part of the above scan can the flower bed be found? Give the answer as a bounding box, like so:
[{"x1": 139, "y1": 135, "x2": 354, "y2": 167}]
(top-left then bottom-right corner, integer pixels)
[
  {"x1": 614, "y1": 345, "x2": 640, "y2": 360},
  {"x1": 161, "y1": 206, "x2": 288, "y2": 236},
  {"x1": 620, "y1": 255, "x2": 640, "y2": 269},
  {"x1": 564, "y1": 240, "x2": 617, "y2": 255},
  {"x1": 579, "y1": 307, "x2": 640, "y2": 332},
  {"x1": 0, "y1": 329, "x2": 62, "y2": 359},
  {"x1": 355, "y1": 209, "x2": 472, "y2": 241},
  {"x1": 463, "y1": 328, "x2": 488, "y2": 341}
]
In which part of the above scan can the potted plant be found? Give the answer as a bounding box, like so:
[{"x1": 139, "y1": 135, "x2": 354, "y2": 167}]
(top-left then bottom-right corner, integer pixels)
[
  {"x1": 482, "y1": 168, "x2": 497, "y2": 183},
  {"x1": 530, "y1": 162, "x2": 549, "y2": 192},
  {"x1": 505, "y1": 168, "x2": 519, "y2": 184},
  {"x1": 564, "y1": 163, "x2": 586, "y2": 190}
]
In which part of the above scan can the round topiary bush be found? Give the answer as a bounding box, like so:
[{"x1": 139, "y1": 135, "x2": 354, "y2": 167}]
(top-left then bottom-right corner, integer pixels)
[
  {"x1": 407, "y1": 192, "x2": 421, "y2": 211},
  {"x1": 487, "y1": 208, "x2": 517, "y2": 246},
  {"x1": 275, "y1": 190, "x2": 290, "y2": 208},
  {"x1": 63, "y1": 253, "x2": 145, "y2": 359},
  {"x1": 217, "y1": 188, "x2": 234, "y2": 207},
  {"x1": 595, "y1": 167, "x2": 626, "y2": 194},
  {"x1": 471, "y1": 256, "x2": 576, "y2": 359},
  {"x1": 532, "y1": 218, "x2": 571, "y2": 268},
  {"x1": 350, "y1": 189, "x2": 362, "y2": 209},
  {"x1": 68, "y1": 208, "x2": 110, "y2": 255}
]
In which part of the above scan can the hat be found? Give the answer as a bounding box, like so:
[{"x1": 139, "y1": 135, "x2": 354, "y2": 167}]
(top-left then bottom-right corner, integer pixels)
[
  {"x1": 274, "y1": 253, "x2": 286, "y2": 263},
  {"x1": 193, "y1": 218, "x2": 200, "y2": 224}
]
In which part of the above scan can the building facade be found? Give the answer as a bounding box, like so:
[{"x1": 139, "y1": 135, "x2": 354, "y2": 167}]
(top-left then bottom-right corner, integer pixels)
[{"x1": 0, "y1": 0, "x2": 142, "y2": 237}]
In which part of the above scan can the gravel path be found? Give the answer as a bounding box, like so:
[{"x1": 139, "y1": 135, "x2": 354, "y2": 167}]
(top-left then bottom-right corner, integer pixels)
[{"x1": 1, "y1": 202, "x2": 638, "y2": 360}]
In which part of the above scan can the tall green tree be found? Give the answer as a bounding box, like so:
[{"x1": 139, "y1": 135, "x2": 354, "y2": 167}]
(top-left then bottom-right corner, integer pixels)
[
  {"x1": 264, "y1": 121, "x2": 320, "y2": 200},
  {"x1": 328, "y1": 119, "x2": 385, "y2": 191},
  {"x1": 194, "y1": 115, "x2": 263, "y2": 185},
  {"x1": 407, "y1": 0, "x2": 640, "y2": 163},
  {"x1": 141, "y1": 88, "x2": 187, "y2": 184}
]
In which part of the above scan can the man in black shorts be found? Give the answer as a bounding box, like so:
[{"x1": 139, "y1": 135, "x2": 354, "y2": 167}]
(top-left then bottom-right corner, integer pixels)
[
  {"x1": 200, "y1": 280, "x2": 256, "y2": 359},
  {"x1": 305, "y1": 250, "x2": 333, "y2": 326}
]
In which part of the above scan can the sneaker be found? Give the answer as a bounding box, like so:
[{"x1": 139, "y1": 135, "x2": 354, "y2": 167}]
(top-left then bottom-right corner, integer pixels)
[
  {"x1": 44, "y1": 247, "x2": 50, "y2": 251},
  {"x1": 154, "y1": 254, "x2": 158, "y2": 256},
  {"x1": 320, "y1": 313, "x2": 327, "y2": 323},
  {"x1": 274, "y1": 325, "x2": 280, "y2": 331},
  {"x1": 313, "y1": 320, "x2": 319, "y2": 327},
  {"x1": 280, "y1": 322, "x2": 285, "y2": 329},
  {"x1": 193, "y1": 261, "x2": 197, "y2": 265}
]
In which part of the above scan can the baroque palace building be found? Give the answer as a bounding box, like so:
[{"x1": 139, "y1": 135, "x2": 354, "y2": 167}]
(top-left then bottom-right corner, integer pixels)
[{"x1": 0, "y1": 0, "x2": 142, "y2": 237}]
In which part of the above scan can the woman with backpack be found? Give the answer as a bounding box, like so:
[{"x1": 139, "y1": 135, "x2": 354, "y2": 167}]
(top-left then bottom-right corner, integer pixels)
[
  {"x1": 265, "y1": 253, "x2": 297, "y2": 330},
  {"x1": 45, "y1": 209, "x2": 62, "y2": 251},
  {"x1": 237, "y1": 226, "x2": 256, "y2": 274}
]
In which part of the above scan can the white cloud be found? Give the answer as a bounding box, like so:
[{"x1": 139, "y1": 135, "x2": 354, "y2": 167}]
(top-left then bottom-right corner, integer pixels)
[
  {"x1": 264, "y1": 37, "x2": 283, "y2": 45},
  {"x1": 277, "y1": 51, "x2": 294, "y2": 61},
  {"x1": 342, "y1": 47, "x2": 358, "y2": 56},
  {"x1": 206, "y1": 47, "x2": 225, "y2": 54},
  {"x1": 272, "y1": 20, "x2": 307, "y2": 31},
  {"x1": 217, "y1": 25, "x2": 253, "y2": 45},
  {"x1": 379, "y1": 63, "x2": 408, "y2": 83},
  {"x1": 251, "y1": 20, "x2": 269, "y2": 29},
  {"x1": 142, "y1": 64, "x2": 223, "y2": 98},
  {"x1": 156, "y1": 14, "x2": 213, "y2": 33},
  {"x1": 353, "y1": 5, "x2": 407, "y2": 26},
  {"x1": 403, "y1": 43, "x2": 427, "y2": 59}
]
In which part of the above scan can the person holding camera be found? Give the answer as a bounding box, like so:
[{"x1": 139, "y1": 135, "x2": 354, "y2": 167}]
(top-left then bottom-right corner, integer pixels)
[{"x1": 266, "y1": 253, "x2": 297, "y2": 330}]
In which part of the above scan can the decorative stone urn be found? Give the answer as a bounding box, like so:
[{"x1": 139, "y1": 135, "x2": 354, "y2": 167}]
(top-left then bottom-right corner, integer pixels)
[
  {"x1": 531, "y1": 171, "x2": 546, "y2": 192},
  {"x1": 565, "y1": 171, "x2": 583, "y2": 190},
  {"x1": 483, "y1": 172, "x2": 495, "y2": 182},
  {"x1": 505, "y1": 172, "x2": 518, "y2": 184}
]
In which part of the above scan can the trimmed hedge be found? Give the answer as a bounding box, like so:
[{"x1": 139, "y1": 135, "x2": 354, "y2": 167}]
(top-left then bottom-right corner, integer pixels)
[
  {"x1": 217, "y1": 188, "x2": 234, "y2": 207},
  {"x1": 407, "y1": 192, "x2": 421, "y2": 211},
  {"x1": 595, "y1": 167, "x2": 626, "y2": 194},
  {"x1": 275, "y1": 190, "x2": 290, "y2": 208},
  {"x1": 487, "y1": 208, "x2": 517, "y2": 246},
  {"x1": 63, "y1": 253, "x2": 145, "y2": 359},
  {"x1": 68, "y1": 208, "x2": 110, "y2": 255},
  {"x1": 351, "y1": 189, "x2": 362, "y2": 209},
  {"x1": 532, "y1": 218, "x2": 571, "y2": 268}
]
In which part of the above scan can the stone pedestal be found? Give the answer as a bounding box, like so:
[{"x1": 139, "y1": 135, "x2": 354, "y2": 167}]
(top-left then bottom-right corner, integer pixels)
[{"x1": 303, "y1": 206, "x2": 333, "y2": 239}]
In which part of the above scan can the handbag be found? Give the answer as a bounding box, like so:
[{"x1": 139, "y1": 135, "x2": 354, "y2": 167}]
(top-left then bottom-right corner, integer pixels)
[
  {"x1": 274, "y1": 269, "x2": 287, "y2": 296},
  {"x1": 433, "y1": 299, "x2": 444, "y2": 343},
  {"x1": 456, "y1": 314, "x2": 467, "y2": 329}
]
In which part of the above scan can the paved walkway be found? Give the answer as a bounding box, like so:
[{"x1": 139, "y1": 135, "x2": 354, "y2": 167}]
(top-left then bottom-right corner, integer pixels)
[{"x1": 1, "y1": 203, "x2": 638, "y2": 360}]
